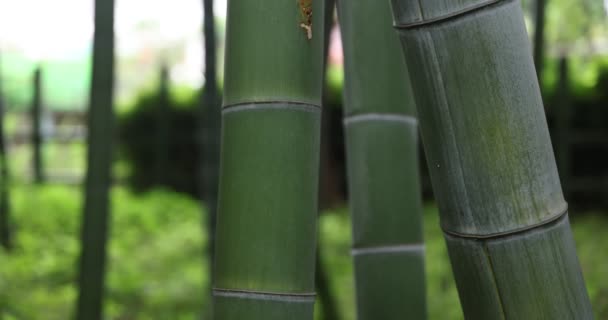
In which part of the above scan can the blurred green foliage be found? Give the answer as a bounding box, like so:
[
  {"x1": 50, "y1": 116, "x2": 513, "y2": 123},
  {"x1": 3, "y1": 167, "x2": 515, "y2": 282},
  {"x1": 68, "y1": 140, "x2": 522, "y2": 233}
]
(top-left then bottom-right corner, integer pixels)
[
  {"x1": 118, "y1": 88, "x2": 200, "y2": 196},
  {"x1": 0, "y1": 186, "x2": 606, "y2": 319},
  {"x1": 0, "y1": 185, "x2": 206, "y2": 319}
]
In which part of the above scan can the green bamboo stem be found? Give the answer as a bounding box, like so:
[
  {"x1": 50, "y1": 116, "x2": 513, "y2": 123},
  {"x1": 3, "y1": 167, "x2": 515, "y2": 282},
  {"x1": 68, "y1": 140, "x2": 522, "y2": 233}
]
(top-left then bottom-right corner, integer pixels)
[
  {"x1": 212, "y1": 0, "x2": 325, "y2": 319},
  {"x1": 200, "y1": 0, "x2": 221, "y2": 316},
  {"x1": 337, "y1": 1, "x2": 426, "y2": 319},
  {"x1": 75, "y1": 0, "x2": 115, "y2": 318},
  {"x1": 315, "y1": 2, "x2": 341, "y2": 319},
  {"x1": 554, "y1": 57, "x2": 571, "y2": 193},
  {"x1": 533, "y1": 0, "x2": 547, "y2": 87},
  {"x1": 31, "y1": 67, "x2": 44, "y2": 184},
  {"x1": 0, "y1": 51, "x2": 12, "y2": 250},
  {"x1": 389, "y1": 1, "x2": 592, "y2": 318}
]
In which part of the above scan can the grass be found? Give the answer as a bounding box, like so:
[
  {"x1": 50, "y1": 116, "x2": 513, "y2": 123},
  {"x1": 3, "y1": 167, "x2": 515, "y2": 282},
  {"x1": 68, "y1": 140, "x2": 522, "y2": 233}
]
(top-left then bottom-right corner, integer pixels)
[{"x1": 0, "y1": 185, "x2": 606, "y2": 319}]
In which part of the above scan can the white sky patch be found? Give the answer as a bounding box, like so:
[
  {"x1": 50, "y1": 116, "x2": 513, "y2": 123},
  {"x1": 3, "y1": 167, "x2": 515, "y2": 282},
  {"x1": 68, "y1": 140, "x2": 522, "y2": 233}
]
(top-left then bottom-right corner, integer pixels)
[
  {"x1": 0, "y1": 0, "x2": 210, "y2": 60},
  {"x1": 215, "y1": 0, "x2": 227, "y2": 19},
  {"x1": 0, "y1": 0, "x2": 94, "y2": 60}
]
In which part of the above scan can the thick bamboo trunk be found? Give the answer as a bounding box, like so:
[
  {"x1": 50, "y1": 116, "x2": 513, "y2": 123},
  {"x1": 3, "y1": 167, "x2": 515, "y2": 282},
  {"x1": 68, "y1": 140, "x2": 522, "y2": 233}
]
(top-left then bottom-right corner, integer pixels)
[
  {"x1": 389, "y1": 1, "x2": 592, "y2": 318},
  {"x1": 337, "y1": 1, "x2": 426, "y2": 319},
  {"x1": 212, "y1": 0, "x2": 325, "y2": 319},
  {"x1": 31, "y1": 67, "x2": 44, "y2": 184},
  {"x1": 75, "y1": 0, "x2": 115, "y2": 318},
  {"x1": 0, "y1": 52, "x2": 11, "y2": 250}
]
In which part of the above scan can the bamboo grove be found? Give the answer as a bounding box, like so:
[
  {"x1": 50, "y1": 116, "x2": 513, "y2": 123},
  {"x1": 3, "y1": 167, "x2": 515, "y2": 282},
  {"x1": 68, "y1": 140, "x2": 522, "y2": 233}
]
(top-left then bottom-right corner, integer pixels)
[{"x1": 0, "y1": 0, "x2": 595, "y2": 318}]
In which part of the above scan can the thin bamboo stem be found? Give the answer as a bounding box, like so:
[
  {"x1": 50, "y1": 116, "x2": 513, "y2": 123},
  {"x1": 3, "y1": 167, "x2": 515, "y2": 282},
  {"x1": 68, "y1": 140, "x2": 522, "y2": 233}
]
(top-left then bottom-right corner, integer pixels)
[
  {"x1": 200, "y1": 0, "x2": 221, "y2": 316},
  {"x1": 0, "y1": 51, "x2": 11, "y2": 250},
  {"x1": 315, "y1": 2, "x2": 341, "y2": 319},
  {"x1": 533, "y1": 0, "x2": 547, "y2": 87},
  {"x1": 75, "y1": 0, "x2": 115, "y2": 318},
  {"x1": 155, "y1": 64, "x2": 170, "y2": 186},
  {"x1": 31, "y1": 67, "x2": 44, "y2": 184}
]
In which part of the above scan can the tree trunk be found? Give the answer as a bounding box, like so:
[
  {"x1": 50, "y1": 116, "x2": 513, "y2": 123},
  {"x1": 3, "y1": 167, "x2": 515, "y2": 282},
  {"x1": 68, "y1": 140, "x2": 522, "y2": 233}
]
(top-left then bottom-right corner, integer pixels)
[
  {"x1": 389, "y1": 1, "x2": 592, "y2": 318},
  {"x1": 315, "y1": 2, "x2": 341, "y2": 320},
  {"x1": 200, "y1": 0, "x2": 221, "y2": 317},
  {"x1": 155, "y1": 64, "x2": 170, "y2": 186},
  {"x1": 0, "y1": 51, "x2": 11, "y2": 250},
  {"x1": 554, "y1": 57, "x2": 571, "y2": 194},
  {"x1": 31, "y1": 67, "x2": 44, "y2": 184},
  {"x1": 337, "y1": 1, "x2": 426, "y2": 319},
  {"x1": 315, "y1": 249, "x2": 340, "y2": 320},
  {"x1": 533, "y1": 0, "x2": 547, "y2": 89},
  {"x1": 75, "y1": 0, "x2": 115, "y2": 318},
  {"x1": 212, "y1": 0, "x2": 325, "y2": 319}
]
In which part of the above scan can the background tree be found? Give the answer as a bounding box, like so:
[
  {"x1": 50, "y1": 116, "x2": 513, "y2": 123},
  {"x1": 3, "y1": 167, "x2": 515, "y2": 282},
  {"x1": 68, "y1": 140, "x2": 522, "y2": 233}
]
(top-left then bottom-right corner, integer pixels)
[
  {"x1": 75, "y1": 0, "x2": 115, "y2": 318},
  {"x1": 315, "y1": 1, "x2": 341, "y2": 319},
  {"x1": 212, "y1": 0, "x2": 325, "y2": 318},
  {"x1": 554, "y1": 57, "x2": 572, "y2": 192},
  {"x1": 338, "y1": 0, "x2": 426, "y2": 318},
  {"x1": 533, "y1": 0, "x2": 547, "y2": 89},
  {"x1": 154, "y1": 64, "x2": 170, "y2": 186},
  {"x1": 0, "y1": 51, "x2": 11, "y2": 250},
  {"x1": 200, "y1": 0, "x2": 221, "y2": 316},
  {"x1": 389, "y1": 0, "x2": 592, "y2": 318},
  {"x1": 31, "y1": 66, "x2": 44, "y2": 183}
]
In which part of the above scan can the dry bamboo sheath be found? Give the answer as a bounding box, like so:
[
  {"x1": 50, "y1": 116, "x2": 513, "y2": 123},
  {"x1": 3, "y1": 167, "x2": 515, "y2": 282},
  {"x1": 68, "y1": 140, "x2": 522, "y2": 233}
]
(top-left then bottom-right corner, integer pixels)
[
  {"x1": 338, "y1": 0, "x2": 426, "y2": 319},
  {"x1": 212, "y1": 0, "x2": 325, "y2": 319},
  {"x1": 389, "y1": 0, "x2": 592, "y2": 318}
]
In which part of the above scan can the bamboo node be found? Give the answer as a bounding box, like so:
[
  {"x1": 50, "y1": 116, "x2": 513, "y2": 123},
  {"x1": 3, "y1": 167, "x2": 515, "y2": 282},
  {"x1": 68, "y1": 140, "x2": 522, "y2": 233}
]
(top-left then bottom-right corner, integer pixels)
[
  {"x1": 213, "y1": 288, "x2": 316, "y2": 303},
  {"x1": 442, "y1": 207, "x2": 569, "y2": 240},
  {"x1": 393, "y1": 0, "x2": 506, "y2": 29}
]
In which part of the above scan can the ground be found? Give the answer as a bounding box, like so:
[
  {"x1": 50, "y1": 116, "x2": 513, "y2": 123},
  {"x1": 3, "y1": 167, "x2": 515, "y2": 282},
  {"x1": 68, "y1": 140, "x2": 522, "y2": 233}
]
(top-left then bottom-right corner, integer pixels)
[{"x1": 0, "y1": 185, "x2": 606, "y2": 319}]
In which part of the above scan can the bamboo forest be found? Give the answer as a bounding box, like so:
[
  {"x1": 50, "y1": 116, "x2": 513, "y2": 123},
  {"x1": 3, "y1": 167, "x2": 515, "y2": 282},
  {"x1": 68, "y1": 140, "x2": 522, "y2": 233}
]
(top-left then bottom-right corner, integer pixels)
[{"x1": 1, "y1": 0, "x2": 608, "y2": 319}]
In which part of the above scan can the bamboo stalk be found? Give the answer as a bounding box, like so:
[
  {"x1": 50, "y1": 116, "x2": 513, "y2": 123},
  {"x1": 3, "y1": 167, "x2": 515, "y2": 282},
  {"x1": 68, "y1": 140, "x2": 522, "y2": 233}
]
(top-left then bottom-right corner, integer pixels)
[
  {"x1": 75, "y1": 0, "x2": 115, "y2": 318},
  {"x1": 533, "y1": 0, "x2": 547, "y2": 87},
  {"x1": 31, "y1": 67, "x2": 44, "y2": 183},
  {"x1": 389, "y1": 1, "x2": 592, "y2": 318},
  {"x1": 337, "y1": 1, "x2": 426, "y2": 319},
  {"x1": 315, "y1": 2, "x2": 341, "y2": 319},
  {"x1": 554, "y1": 57, "x2": 571, "y2": 193},
  {"x1": 200, "y1": 0, "x2": 221, "y2": 316},
  {"x1": 0, "y1": 51, "x2": 11, "y2": 250},
  {"x1": 155, "y1": 64, "x2": 170, "y2": 186},
  {"x1": 212, "y1": 0, "x2": 325, "y2": 318}
]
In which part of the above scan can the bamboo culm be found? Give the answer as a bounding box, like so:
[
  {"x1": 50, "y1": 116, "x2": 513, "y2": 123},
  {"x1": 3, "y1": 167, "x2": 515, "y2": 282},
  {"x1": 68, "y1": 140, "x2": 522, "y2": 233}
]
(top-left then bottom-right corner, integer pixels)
[
  {"x1": 154, "y1": 64, "x2": 170, "y2": 186},
  {"x1": 533, "y1": 0, "x2": 547, "y2": 86},
  {"x1": 0, "y1": 51, "x2": 11, "y2": 250},
  {"x1": 75, "y1": 0, "x2": 115, "y2": 318},
  {"x1": 212, "y1": 0, "x2": 325, "y2": 319},
  {"x1": 338, "y1": 0, "x2": 426, "y2": 318},
  {"x1": 389, "y1": 0, "x2": 592, "y2": 318},
  {"x1": 31, "y1": 67, "x2": 44, "y2": 184},
  {"x1": 200, "y1": 0, "x2": 221, "y2": 316}
]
